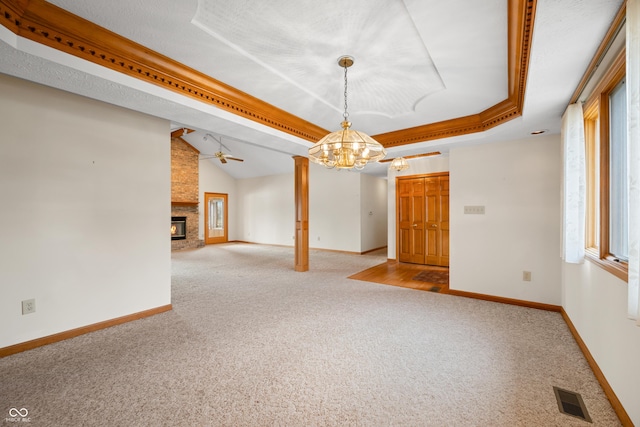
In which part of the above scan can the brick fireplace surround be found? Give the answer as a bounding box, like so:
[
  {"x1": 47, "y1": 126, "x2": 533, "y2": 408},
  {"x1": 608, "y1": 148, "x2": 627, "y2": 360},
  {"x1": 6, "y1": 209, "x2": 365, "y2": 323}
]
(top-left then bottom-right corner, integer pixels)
[{"x1": 171, "y1": 136, "x2": 204, "y2": 251}]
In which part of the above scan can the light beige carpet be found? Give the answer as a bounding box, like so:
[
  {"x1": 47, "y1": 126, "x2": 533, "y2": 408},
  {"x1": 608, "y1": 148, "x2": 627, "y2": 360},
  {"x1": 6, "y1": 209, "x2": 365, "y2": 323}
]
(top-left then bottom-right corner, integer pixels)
[{"x1": 0, "y1": 243, "x2": 621, "y2": 426}]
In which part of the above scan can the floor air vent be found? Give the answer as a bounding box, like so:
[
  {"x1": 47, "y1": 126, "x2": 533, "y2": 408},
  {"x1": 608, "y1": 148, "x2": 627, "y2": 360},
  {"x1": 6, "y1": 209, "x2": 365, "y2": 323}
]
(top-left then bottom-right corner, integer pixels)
[{"x1": 553, "y1": 386, "x2": 592, "y2": 423}]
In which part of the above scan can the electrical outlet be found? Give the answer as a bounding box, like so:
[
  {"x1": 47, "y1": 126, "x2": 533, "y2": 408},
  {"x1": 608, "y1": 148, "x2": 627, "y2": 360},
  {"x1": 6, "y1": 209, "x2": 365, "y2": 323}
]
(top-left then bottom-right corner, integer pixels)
[
  {"x1": 523, "y1": 271, "x2": 532, "y2": 282},
  {"x1": 22, "y1": 299, "x2": 36, "y2": 315}
]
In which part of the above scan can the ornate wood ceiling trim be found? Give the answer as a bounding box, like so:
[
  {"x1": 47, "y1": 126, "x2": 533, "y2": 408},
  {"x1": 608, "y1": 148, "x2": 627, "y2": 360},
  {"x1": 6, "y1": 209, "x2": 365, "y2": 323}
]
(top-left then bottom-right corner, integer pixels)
[
  {"x1": 373, "y1": 0, "x2": 537, "y2": 147},
  {"x1": 0, "y1": 0, "x2": 535, "y2": 147},
  {"x1": 0, "y1": 0, "x2": 328, "y2": 142},
  {"x1": 379, "y1": 152, "x2": 441, "y2": 163}
]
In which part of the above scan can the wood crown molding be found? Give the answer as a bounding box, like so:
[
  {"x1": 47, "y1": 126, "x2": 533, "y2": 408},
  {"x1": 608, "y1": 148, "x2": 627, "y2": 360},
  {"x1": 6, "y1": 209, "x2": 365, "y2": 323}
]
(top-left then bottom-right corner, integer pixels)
[
  {"x1": 569, "y1": 1, "x2": 627, "y2": 105},
  {"x1": 0, "y1": 0, "x2": 535, "y2": 148},
  {"x1": 0, "y1": 0, "x2": 327, "y2": 142},
  {"x1": 373, "y1": 0, "x2": 536, "y2": 147},
  {"x1": 379, "y1": 151, "x2": 441, "y2": 163}
]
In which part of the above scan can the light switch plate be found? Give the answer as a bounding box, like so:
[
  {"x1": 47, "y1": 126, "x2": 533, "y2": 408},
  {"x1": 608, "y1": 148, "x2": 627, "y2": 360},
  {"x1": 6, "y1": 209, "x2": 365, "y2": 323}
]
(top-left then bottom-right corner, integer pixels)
[{"x1": 464, "y1": 205, "x2": 485, "y2": 214}]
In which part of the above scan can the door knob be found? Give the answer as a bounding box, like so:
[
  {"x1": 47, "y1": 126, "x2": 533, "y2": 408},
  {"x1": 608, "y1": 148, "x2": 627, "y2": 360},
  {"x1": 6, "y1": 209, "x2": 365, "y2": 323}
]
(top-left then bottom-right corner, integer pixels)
[
  {"x1": 412, "y1": 224, "x2": 417, "y2": 227},
  {"x1": 431, "y1": 224, "x2": 437, "y2": 227}
]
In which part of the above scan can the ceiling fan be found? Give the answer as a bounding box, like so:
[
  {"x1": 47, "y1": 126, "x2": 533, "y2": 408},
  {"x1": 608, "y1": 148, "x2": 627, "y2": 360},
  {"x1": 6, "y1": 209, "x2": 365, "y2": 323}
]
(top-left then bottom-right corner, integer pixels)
[{"x1": 200, "y1": 134, "x2": 244, "y2": 164}]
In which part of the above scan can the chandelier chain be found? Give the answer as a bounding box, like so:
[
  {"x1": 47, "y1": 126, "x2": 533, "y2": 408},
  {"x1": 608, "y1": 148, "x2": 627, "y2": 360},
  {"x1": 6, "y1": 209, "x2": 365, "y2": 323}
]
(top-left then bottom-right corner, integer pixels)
[
  {"x1": 307, "y1": 55, "x2": 386, "y2": 170},
  {"x1": 343, "y1": 64, "x2": 349, "y2": 121}
]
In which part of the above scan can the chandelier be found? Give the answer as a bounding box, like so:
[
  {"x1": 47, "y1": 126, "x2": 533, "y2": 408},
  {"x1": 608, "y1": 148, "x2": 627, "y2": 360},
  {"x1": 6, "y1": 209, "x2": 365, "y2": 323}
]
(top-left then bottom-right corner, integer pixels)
[
  {"x1": 308, "y1": 56, "x2": 386, "y2": 170},
  {"x1": 389, "y1": 157, "x2": 409, "y2": 172}
]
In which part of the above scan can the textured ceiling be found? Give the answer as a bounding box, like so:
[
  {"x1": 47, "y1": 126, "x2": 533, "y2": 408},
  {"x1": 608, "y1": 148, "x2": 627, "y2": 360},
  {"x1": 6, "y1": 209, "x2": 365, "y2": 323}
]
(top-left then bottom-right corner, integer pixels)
[
  {"x1": 0, "y1": 0, "x2": 626, "y2": 178},
  {"x1": 192, "y1": 0, "x2": 447, "y2": 119}
]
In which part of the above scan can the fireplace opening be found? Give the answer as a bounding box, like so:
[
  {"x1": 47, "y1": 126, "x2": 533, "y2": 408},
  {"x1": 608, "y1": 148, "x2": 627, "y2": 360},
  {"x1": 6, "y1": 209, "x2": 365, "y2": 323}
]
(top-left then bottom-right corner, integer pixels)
[{"x1": 171, "y1": 216, "x2": 187, "y2": 240}]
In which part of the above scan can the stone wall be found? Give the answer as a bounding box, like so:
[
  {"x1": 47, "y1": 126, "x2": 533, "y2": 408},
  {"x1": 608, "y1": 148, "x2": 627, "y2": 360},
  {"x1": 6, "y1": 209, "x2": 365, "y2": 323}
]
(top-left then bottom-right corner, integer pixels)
[
  {"x1": 171, "y1": 137, "x2": 199, "y2": 203},
  {"x1": 171, "y1": 137, "x2": 204, "y2": 250}
]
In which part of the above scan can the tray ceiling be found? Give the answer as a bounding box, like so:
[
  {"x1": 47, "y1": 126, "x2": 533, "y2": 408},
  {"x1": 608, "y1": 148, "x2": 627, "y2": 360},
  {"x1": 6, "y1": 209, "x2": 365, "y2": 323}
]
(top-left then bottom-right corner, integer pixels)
[{"x1": 0, "y1": 0, "x2": 626, "y2": 178}]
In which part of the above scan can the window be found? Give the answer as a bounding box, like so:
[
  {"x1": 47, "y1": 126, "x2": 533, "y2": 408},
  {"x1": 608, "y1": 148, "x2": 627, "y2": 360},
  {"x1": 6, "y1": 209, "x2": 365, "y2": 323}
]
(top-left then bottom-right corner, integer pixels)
[
  {"x1": 609, "y1": 78, "x2": 627, "y2": 261},
  {"x1": 584, "y1": 49, "x2": 627, "y2": 281}
]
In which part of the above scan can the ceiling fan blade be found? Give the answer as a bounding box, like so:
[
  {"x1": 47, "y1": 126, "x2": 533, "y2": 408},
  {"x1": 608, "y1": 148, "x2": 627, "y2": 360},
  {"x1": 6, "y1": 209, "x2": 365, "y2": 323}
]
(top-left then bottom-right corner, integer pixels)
[
  {"x1": 227, "y1": 157, "x2": 244, "y2": 162},
  {"x1": 220, "y1": 157, "x2": 227, "y2": 164}
]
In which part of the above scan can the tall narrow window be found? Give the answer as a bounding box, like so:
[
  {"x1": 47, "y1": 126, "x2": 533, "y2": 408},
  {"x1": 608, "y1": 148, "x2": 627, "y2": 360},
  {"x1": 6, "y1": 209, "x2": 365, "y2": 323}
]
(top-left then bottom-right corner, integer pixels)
[
  {"x1": 609, "y1": 79, "x2": 627, "y2": 261},
  {"x1": 583, "y1": 49, "x2": 627, "y2": 281}
]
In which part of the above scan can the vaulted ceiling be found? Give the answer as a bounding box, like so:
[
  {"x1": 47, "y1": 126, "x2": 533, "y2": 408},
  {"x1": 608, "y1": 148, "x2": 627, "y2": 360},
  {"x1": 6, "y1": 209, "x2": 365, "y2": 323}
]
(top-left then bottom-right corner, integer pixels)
[{"x1": 0, "y1": 0, "x2": 625, "y2": 178}]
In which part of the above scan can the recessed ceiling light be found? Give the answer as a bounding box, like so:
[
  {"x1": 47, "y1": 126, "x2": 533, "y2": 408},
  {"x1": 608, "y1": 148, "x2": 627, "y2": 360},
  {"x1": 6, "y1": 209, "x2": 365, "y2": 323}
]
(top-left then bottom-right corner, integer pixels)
[{"x1": 531, "y1": 129, "x2": 547, "y2": 135}]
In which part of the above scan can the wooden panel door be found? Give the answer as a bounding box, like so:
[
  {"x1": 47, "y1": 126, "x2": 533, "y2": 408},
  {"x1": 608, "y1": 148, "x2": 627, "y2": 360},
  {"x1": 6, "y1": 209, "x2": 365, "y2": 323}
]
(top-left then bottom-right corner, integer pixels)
[
  {"x1": 398, "y1": 177, "x2": 425, "y2": 264},
  {"x1": 440, "y1": 176, "x2": 450, "y2": 266},
  {"x1": 425, "y1": 176, "x2": 449, "y2": 266},
  {"x1": 205, "y1": 193, "x2": 228, "y2": 244}
]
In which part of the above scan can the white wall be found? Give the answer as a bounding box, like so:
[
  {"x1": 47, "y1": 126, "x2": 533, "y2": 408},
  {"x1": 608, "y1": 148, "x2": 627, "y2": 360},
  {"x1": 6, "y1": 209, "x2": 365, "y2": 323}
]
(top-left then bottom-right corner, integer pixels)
[
  {"x1": 0, "y1": 74, "x2": 171, "y2": 348},
  {"x1": 387, "y1": 155, "x2": 450, "y2": 259},
  {"x1": 234, "y1": 163, "x2": 387, "y2": 253},
  {"x1": 383, "y1": 135, "x2": 640, "y2": 421},
  {"x1": 386, "y1": 136, "x2": 561, "y2": 304},
  {"x1": 360, "y1": 173, "x2": 388, "y2": 252},
  {"x1": 563, "y1": 259, "x2": 640, "y2": 425},
  {"x1": 309, "y1": 165, "x2": 362, "y2": 252},
  {"x1": 449, "y1": 135, "x2": 562, "y2": 305},
  {"x1": 199, "y1": 160, "x2": 238, "y2": 241},
  {"x1": 237, "y1": 173, "x2": 295, "y2": 246}
]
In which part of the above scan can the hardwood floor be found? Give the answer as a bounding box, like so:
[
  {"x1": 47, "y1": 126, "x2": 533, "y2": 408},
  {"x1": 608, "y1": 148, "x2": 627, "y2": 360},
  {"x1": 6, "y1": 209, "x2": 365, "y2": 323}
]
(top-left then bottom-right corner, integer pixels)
[{"x1": 349, "y1": 260, "x2": 449, "y2": 293}]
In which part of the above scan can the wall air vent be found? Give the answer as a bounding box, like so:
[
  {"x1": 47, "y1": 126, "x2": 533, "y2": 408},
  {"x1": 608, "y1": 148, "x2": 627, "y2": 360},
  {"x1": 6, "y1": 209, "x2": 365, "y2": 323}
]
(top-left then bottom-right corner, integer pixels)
[{"x1": 553, "y1": 386, "x2": 592, "y2": 423}]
